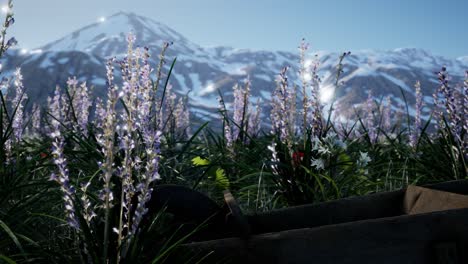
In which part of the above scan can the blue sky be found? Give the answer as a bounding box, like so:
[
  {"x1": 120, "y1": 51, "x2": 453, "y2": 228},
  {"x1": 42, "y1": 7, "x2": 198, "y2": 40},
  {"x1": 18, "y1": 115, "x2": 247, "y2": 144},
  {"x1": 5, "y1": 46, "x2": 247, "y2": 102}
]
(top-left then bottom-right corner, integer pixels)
[{"x1": 6, "y1": 0, "x2": 468, "y2": 58}]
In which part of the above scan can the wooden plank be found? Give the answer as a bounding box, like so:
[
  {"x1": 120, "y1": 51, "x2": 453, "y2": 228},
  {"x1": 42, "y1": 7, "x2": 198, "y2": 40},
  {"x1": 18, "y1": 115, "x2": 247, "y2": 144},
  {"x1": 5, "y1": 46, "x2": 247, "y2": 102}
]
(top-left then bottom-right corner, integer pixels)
[{"x1": 179, "y1": 208, "x2": 468, "y2": 263}]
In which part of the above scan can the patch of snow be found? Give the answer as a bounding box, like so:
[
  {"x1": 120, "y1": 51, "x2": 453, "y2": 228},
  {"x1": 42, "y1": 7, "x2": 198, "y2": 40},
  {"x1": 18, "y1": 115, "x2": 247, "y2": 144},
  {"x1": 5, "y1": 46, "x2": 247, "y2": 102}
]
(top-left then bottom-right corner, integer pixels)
[
  {"x1": 255, "y1": 74, "x2": 272, "y2": 82},
  {"x1": 380, "y1": 72, "x2": 412, "y2": 93},
  {"x1": 57, "y1": 58, "x2": 69, "y2": 64},
  {"x1": 172, "y1": 73, "x2": 190, "y2": 93},
  {"x1": 260, "y1": 90, "x2": 271, "y2": 99},
  {"x1": 191, "y1": 95, "x2": 218, "y2": 108},
  {"x1": 92, "y1": 77, "x2": 106, "y2": 85},
  {"x1": 39, "y1": 54, "x2": 54, "y2": 68},
  {"x1": 198, "y1": 83, "x2": 216, "y2": 96},
  {"x1": 189, "y1": 73, "x2": 202, "y2": 91}
]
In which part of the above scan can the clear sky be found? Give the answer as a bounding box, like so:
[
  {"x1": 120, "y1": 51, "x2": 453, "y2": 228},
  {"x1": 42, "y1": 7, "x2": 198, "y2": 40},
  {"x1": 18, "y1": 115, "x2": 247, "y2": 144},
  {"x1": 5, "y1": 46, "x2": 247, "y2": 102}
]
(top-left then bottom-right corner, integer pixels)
[{"x1": 5, "y1": 0, "x2": 468, "y2": 58}]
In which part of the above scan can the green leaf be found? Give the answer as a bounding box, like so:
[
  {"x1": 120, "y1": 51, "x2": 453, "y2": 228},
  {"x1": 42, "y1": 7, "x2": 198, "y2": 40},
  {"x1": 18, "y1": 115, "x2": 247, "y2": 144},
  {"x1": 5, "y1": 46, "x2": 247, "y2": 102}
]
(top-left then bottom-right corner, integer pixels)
[
  {"x1": 191, "y1": 156, "x2": 210, "y2": 166},
  {"x1": 215, "y1": 167, "x2": 229, "y2": 190},
  {"x1": 0, "y1": 220, "x2": 26, "y2": 257},
  {"x1": 0, "y1": 255, "x2": 16, "y2": 264}
]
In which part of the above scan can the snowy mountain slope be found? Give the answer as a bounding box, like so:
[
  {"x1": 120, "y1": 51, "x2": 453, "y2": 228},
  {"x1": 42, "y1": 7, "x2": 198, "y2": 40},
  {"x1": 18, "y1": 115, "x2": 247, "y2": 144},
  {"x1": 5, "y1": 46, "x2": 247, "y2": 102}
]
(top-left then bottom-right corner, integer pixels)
[{"x1": 5, "y1": 12, "x2": 468, "y2": 123}]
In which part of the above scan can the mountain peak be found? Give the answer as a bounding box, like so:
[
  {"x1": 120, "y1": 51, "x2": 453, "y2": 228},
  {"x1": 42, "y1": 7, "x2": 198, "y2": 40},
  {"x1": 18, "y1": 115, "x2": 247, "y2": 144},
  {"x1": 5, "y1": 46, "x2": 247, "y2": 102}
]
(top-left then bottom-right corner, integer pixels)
[
  {"x1": 39, "y1": 12, "x2": 199, "y2": 57},
  {"x1": 110, "y1": 11, "x2": 138, "y2": 17}
]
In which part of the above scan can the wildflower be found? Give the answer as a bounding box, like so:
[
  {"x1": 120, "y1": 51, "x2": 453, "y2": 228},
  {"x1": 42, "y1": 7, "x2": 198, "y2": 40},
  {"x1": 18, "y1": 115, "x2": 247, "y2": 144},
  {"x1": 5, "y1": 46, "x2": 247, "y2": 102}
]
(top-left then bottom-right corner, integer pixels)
[
  {"x1": 50, "y1": 128, "x2": 80, "y2": 230},
  {"x1": 80, "y1": 181, "x2": 97, "y2": 226},
  {"x1": 218, "y1": 95, "x2": 233, "y2": 149},
  {"x1": 247, "y1": 99, "x2": 262, "y2": 137},
  {"x1": 434, "y1": 67, "x2": 465, "y2": 148},
  {"x1": 271, "y1": 67, "x2": 296, "y2": 149},
  {"x1": 311, "y1": 158, "x2": 325, "y2": 170},
  {"x1": 410, "y1": 81, "x2": 423, "y2": 147},
  {"x1": 381, "y1": 96, "x2": 392, "y2": 133},
  {"x1": 5, "y1": 16, "x2": 14, "y2": 27},
  {"x1": 299, "y1": 39, "x2": 311, "y2": 134},
  {"x1": 292, "y1": 151, "x2": 305, "y2": 167},
  {"x1": 131, "y1": 129, "x2": 162, "y2": 235},
  {"x1": 11, "y1": 68, "x2": 26, "y2": 141},
  {"x1": 173, "y1": 96, "x2": 190, "y2": 137},
  {"x1": 365, "y1": 91, "x2": 377, "y2": 143},
  {"x1": 47, "y1": 86, "x2": 64, "y2": 129},
  {"x1": 232, "y1": 78, "x2": 251, "y2": 142},
  {"x1": 66, "y1": 77, "x2": 92, "y2": 134},
  {"x1": 318, "y1": 145, "x2": 331, "y2": 156},
  {"x1": 309, "y1": 55, "x2": 323, "y2": 137},
  {"x1": 268, "y1": 141, "x2": 279, "y2": 175},
  {"x1": 311, "y1": 136, "x2": 321, "y2": 151},
  {"x1": 31, "y1": 104, "x2": 41, "y2": 135},
  {"x1": 5, "y1": 37, "x2": 17, "y2": 48},
  {"x1": 99, "y1": 57, "x2": 119, "y2": 207},
  {"x1": 358, "y1": 151, "x2": 372, "y2": 167}
]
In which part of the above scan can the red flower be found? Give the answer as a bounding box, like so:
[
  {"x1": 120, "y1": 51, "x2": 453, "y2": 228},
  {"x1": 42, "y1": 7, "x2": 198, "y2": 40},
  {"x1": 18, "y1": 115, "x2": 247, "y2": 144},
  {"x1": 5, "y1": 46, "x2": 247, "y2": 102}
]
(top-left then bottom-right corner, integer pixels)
[{"x1": 292, "y1": 151, "x2": 304, "y2": 166}]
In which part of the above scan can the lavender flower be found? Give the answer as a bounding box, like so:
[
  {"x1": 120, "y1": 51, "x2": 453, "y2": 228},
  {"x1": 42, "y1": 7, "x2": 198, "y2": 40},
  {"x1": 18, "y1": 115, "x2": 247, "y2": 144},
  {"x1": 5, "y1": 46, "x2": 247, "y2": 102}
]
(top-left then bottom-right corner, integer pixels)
[
  {"x1": 47, "y1": 85, "x2": 64, "y2": 129},
  {"x1": 94, "y1": 97, "x2": 106, "y2": 134},
  {"x1": 131, "y1": 129, "x2": 162, "y2": 235},
  {"x1": 98, "y1": 57, "x2": 119, "y2": 262},
  {"x1": 365, "y1": 91, "x2": 377, "y2": 143},
  {"x1": 162, "y1": 83, "x2": 177, "y2": 133},
  {"x1": 31, "y1": 104, "x2": 41, "y2": 135},
  {"x1": 270, "y1": 67, "x2": 296, "y2": 150},
  {"x1": 434, "y1": 67, "x2": 464, "y2": 147},
  {"x1": 299, "y1": 39, "x2": 311, "y2": 134},
  {"x1": 153, "y1": 41, "x2": 171, "y2": 99},
  {"x1": 80, "y1": 181, "x2": 97, "y2": 227},
  {"x1": 50, "y1": 129, "x2": 80, "y2": 230},
  {"x1": 309, "y1": 54, "x2": 323, "y2": 138},
  {"x1": 464, "y1": 71, "x2": 468, "y2": 131},
  {"x1": 248, "y1": 99, "x2": 262, "y2": 137},
  {"x1": 5, "y1": 16, "x2": 14, "y2": 28},
  {"x1": 463, "y1": 72, "x2": 468, "y2": 155},
  {"x1": 0, "y1": 1, "x2": 15, "y2": 58},
  {"x1": 11, "y1": 68, "x2": 26, "y2": 141},
  {"x1": 381, "y1": 96, "x2": 392, "y2": 133},
  {"x1": 232, "y1": 78, "x2": 251, "y2": 142},
  {"x1": 99, "y1": 58, "x2": 119, "y2": 201},
  {"x1": 218, "y1": 95, "x2": 233, "y2": 149},
  {"x1": 5, "y1": 37, "x2": 17, "y2": 48},
  {"x1": 66, "y1": 77, "x2": 92, "y2": 133},
  {"x1": 410, "y1": 81, "x2": 423, "y2": 147},
  {"x1": 173, "y1": 96, "x2": 190, "y2": 137}
]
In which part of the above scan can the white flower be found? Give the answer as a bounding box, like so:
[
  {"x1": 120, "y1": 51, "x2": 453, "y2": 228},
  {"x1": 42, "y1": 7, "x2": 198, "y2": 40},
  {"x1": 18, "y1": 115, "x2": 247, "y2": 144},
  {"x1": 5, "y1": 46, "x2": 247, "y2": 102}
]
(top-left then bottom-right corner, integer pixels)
[
  {"x1": 358, "y1": 152, "x2": 372, "y2": 167},
  {"x1": 317, "y1": 145, "x2": 331, "y2": 156},
  {"x1": 311, "y1": 158, "x2": 325, "y2": 170},
  {"x1": 311, "y1": 136, "x2": 321, "y2": 151}
]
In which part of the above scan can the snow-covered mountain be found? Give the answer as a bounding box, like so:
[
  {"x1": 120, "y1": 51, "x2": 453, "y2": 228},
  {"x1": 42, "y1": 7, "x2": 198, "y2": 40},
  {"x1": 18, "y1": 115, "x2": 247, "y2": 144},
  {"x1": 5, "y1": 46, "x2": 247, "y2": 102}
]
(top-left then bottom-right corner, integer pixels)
[{"x1": 3, "y1": 12, "x2": 468, "y2": 123}]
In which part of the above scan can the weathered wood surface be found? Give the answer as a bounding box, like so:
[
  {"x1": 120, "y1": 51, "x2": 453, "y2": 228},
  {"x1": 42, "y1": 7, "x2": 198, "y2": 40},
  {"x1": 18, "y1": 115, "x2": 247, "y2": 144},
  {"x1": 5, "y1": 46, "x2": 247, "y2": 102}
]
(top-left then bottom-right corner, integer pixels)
[
  {"x1": 248, "y1": 180, "x2": 468, "y2": 235},
  {"x1": 404, "y1": 184, "x2": 468, "y2": 214},
  {"x1": 175, "y1": 180, "x2": 468, "y2": 263},
  {"x1": 180, "y1": 208, "x2": 468, "y2": 263}
]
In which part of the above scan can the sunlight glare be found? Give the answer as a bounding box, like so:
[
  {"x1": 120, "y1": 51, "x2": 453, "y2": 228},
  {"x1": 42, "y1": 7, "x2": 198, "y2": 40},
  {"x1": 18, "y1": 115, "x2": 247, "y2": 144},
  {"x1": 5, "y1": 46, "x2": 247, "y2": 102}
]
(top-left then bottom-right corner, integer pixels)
[
  {"x1": 1, "y1": 5, "x2": 9, "y2": 14},
  {"x1": 30, "y1": 49, "x2": 43, "y2": 54},
  {"x1": 198, "y1": 83, "x2": 216, "y2": 96},
  {"x1": 302, "y1": 72, "x2": 312, "y2": 82},
  {"x1": 320, "y1": 85, "x2": 334, "y2": 103}
]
